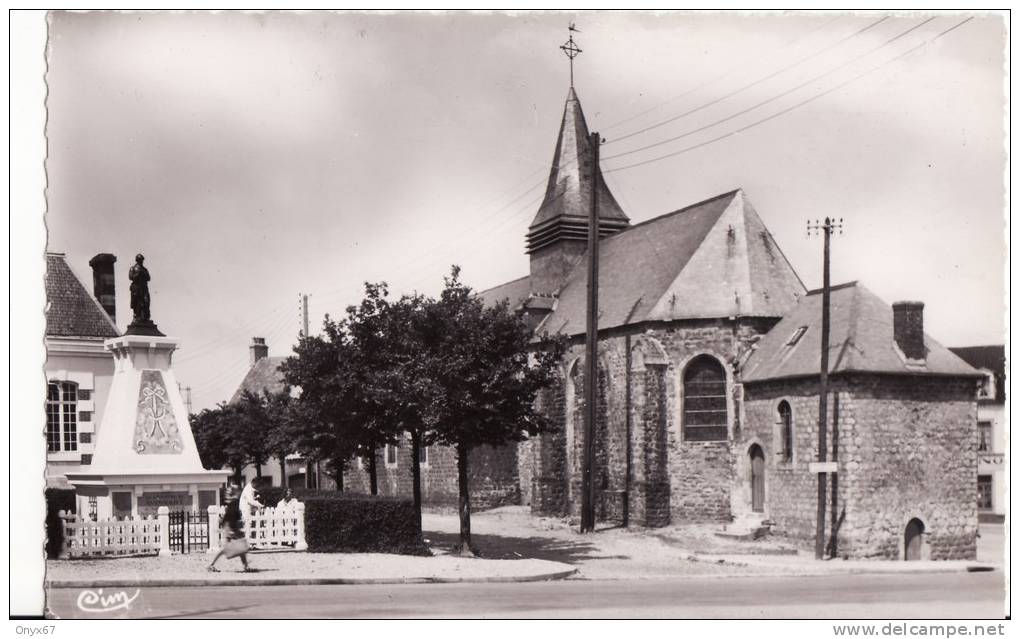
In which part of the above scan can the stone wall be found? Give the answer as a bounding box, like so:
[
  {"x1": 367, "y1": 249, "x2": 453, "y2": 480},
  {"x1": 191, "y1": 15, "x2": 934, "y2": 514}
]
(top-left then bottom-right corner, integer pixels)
[
  {"x1": 528, "y1": 317, "x2": 777, "y2": 526},
  {"x1": 743, "y1": 375, "x2": 978, "y2": 560},
  {"x1": 343, "y1": 434, "x2": 520, "y2": 510}
]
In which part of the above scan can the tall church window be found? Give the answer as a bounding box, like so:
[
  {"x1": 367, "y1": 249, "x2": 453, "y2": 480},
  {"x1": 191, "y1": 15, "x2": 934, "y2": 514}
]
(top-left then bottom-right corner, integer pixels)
[
  {"x1": 778, "y1": 401, "x2": 793, "y2": 462},
  {"x1": 682, "y1": 356, "x2": 728, "y2": 441},
  {"x1": 47, "y1": 381, "x2": 78, "y2": 453}
]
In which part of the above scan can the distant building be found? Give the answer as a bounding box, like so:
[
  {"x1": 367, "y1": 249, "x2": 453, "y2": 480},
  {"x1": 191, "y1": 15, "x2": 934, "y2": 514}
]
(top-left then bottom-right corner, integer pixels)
[
  {"x1": 45, "y1": 253, "x2": 119, "y2": 488},
  {"x1": 229, "y1": 338, "x2": 317, "y2": 489},
  {"x1": 949, "y1": 345, "x2": 1006, "y2": 522}
]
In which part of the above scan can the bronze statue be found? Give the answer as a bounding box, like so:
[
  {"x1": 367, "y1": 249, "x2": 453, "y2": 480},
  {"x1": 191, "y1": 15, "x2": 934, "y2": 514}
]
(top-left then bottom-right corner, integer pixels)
[{"x1": 128, "y1": 253, "x2": 151, "y2": 322}]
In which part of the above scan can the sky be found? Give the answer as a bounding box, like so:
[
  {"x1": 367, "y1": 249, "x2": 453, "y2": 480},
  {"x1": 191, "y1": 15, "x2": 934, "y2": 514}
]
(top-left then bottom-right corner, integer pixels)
[{"x1": 43, "y1": 11, "x2": 1007, "y2": 411}]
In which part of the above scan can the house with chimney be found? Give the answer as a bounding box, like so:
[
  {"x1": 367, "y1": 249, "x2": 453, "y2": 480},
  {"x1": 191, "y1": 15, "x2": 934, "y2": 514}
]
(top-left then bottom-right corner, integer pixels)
[{"x1": 44, "y1": 252, "x2": 119, "y2": 489}]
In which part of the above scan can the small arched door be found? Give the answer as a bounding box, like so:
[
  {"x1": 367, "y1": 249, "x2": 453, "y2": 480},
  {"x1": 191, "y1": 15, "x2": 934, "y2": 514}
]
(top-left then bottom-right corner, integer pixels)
[
  {"x1": 904, "y1": 518, "x2": 925, "y2": 561},
  {"x1": 750, "y1": 444, "x2": 765, "y2": 513}
]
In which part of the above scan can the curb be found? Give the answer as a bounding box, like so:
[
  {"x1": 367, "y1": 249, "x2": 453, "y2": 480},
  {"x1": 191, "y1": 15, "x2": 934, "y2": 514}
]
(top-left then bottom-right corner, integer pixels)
[
  {"x1": 46, "y1": 567, "x2": 578, "y2": 589},
  {"x1": 688, "y1": 554, "x2": 997, "y2": 576}
]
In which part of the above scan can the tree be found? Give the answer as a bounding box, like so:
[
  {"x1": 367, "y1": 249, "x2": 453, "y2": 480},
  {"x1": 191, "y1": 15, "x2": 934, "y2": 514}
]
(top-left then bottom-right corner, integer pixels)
[
  {"x1": 424, "y1": 267, "x2": 565, "y2": 556},
  {"x1": 233, "y1": 390, "x2": 276, "y2": 479},
  {"x1": 191, "y1": 402, "x2": 247, "y2": 483},
  {"x1": 263, "y1": 388, "x2": 300, "y2": 489}
]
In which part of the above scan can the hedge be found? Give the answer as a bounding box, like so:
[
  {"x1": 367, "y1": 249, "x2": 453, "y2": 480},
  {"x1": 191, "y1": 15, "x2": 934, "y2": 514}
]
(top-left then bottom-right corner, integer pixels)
[
  {"x1": 45, "y1": 488, "x2": 76, "y2": 559},
  {"x1": 251, "y1": 487, "x2": 428, "y2": 555},
  {"x1": 303, "y1": 497, "x2": 430, "y2": 555}
]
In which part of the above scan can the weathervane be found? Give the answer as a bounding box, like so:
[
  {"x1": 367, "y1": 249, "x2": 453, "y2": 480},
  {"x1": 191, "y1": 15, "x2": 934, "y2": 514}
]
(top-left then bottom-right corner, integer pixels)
[{"x1": 560, "y1": 23, "x2": 582, "y2": 88}]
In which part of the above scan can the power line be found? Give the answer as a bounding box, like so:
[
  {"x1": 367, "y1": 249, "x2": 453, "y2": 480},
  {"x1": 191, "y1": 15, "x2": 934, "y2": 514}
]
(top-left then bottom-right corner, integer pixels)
[
  {"x1": 599, "y1": 14, "x2": 844, "y2": 134},
  {"x1": 604, "y1": 17, "x2": 973, "y2": 176},
  {"x1": 604, "y1": 16, "x2": 890, "y2": 147},
  {"x1": 602, "y1": 16, "x2": 936, "y2": 163}
]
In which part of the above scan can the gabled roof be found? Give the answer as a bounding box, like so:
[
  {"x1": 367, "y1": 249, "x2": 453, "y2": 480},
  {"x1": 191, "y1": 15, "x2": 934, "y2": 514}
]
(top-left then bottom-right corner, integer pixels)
[
  {"x1": 45, "y1": 252, "x2": 119, "y2": 339},
  {"x1": 526, "y1": 88, "x2": 629, "y2": 252},
  {"x1": 528, "y1": 189, "x2": 805, "y2": 336},
  {"x1": 949, "y1": 345, "x2": 1006, "y2": 402},
  {"x1": 230, "y1": 356, "x2": 288, "y2": 404},
  {"x1": 742, "y1": 281, "x2": 981, "y2": 382}
]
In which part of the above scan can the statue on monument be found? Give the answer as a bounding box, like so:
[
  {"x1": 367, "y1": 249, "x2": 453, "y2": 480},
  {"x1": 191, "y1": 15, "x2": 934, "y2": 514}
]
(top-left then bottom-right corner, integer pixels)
[
  {"x1": 126, "y1": 253, "x2": 164, "y2": 336},
  {"x1": 129, "y1": 253, "x2": 151, "y2": 322}
]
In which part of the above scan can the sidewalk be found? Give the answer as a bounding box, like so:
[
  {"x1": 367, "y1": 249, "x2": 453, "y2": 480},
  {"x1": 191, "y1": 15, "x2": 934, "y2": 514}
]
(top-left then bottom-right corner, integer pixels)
[
  {"x1": 46, "y1": 551, "x2": 577, "y2": 588},
  {"x1": 46, "y1": 508, "x2": 999, "y2": 588}
]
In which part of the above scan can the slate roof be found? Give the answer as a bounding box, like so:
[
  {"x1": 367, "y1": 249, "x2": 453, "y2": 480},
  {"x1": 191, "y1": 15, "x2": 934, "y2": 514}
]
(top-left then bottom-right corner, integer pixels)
[
  {"x1": 949, "y1": 345, "x2": 1006, "y2": 403},
  {"x1": 477, "y1": 275, "x2": 532, "y2": 311},
  {"x1": 45, "y1": 252, "x2": 119, "y2": 339},
  {"x1": 742, "y1": 281, "x2": 981, "y2": 382},
  {"x1": 527, "y1": 88, "x2": 629, "y2": 252},
  {"x1": 230, "y1": 356, "x2": 288, "y2": 403},
  {"x1": 482, "y1": 189, "x2": 806, "y2": 337}
]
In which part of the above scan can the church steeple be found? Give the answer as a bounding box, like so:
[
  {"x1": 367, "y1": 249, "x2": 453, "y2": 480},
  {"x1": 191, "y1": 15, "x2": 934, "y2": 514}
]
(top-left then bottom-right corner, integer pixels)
[{"x1": 526, "y1": 88, "x2": 629, "y2": 294}]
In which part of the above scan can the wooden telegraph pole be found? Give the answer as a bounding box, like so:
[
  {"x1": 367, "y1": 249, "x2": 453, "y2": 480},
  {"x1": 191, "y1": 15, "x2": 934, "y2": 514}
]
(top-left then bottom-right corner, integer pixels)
[
  {"x1": 581, "y1": 130, "x2": 601, "y2": 534},
  {"x1": 807, "y1": 217, "x2": 843, "y2": 559}
]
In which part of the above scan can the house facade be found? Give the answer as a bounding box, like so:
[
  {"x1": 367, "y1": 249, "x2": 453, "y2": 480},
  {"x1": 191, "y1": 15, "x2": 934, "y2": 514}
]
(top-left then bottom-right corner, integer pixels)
[
  {"x1": 45, "y1": 253, "x2": 120, "y2": 490},
  {"x1": 949, "y1": 345, "x2": 1007, "y2": 521}
]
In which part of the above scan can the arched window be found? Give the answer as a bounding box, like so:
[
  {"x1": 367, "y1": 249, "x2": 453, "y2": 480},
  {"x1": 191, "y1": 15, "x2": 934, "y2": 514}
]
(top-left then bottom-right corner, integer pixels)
[
  {"x1": 778, "y1": 401, "x2": 793, "y2": 462},
  {"x1": 682, "y1": 355, "x2": 728, "y2": 441},
  {"x1": 46, "y1": 381, "x2": 78, "y2": 453}
]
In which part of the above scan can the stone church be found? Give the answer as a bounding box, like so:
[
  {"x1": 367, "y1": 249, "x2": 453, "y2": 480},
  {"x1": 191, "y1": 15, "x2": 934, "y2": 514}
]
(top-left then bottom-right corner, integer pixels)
[
  {"x1": 473, "y1": 87, "x2": 982, "y2": 560},
  {"x1": 237, "y1": 86, "x2": 982, "y2": 560}
]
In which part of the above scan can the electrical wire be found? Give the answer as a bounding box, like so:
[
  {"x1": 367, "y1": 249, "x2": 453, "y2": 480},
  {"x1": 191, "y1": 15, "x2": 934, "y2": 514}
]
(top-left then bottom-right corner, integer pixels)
[{"x1": 604, "y1": 17, "x2": 974, "y2": 175}]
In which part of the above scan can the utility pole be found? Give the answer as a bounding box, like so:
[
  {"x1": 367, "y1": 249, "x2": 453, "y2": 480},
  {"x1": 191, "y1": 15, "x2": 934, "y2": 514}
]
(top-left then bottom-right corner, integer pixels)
[
  {"x1": 301, "y1": 293, "x2": 310, "y2": 338},
  {"x1": 581, "y1": 130, "x2": 601, "y2": 534},
  {"x1": 807, "y1": 217, "x2": 843, "y2": 559}
]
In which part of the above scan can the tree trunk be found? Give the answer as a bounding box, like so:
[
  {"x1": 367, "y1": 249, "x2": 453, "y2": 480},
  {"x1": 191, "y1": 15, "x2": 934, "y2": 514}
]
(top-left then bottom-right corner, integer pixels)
[
  {"x1": 368, "y1": 448, "x2": 378, "y2": 496},
  {"x1": 232, "y1": 466, "x2": 243, "y2": 485},
  {"x1": 456, "y1": 442, "x2": 474, "y2": 557},
  {"x1": 411, "y1": 430, "x2": 423, "y2": 533},
  {"x1": 279, "y1": 456, "x2": 287, "y2": 488},
  {"x1": 255, "y1": 463, "x2": 263, "y2": 479},
  {"x1": 334, "y1": 458, "x2": 345, "y2": 492}
]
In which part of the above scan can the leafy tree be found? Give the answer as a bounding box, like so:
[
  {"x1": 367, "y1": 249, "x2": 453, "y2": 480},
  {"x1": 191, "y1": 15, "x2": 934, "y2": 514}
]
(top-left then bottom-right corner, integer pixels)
[
  {"x1": 424, "y1": 267, "x2": 565, "y2": 556},
  {"x1": 191, "y1": 402, "x2": 246, "y2": 483},
  {"x1": 233, "y1": 389, "x2": 277, "y2": 479}
]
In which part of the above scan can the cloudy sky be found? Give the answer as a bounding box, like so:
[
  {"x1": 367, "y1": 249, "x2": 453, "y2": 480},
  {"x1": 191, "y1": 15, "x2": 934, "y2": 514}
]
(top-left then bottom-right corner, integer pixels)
[{"x1": 43, "y1": 11, "x2": 1006, "y2": 411}]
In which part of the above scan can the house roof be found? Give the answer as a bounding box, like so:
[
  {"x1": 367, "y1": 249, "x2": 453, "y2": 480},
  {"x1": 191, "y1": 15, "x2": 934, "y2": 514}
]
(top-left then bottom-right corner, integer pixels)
[
  {"x1": 483, "y1": 189, "x2": 805, "y2": 336},
  {"x1": 526, "y1": 88, "x2": 629, "y2": 252},
  {"x1": 230, "y1": 356, "x2": 288, "y2": 403},
  {"x1": 742, "y1": 281, "x2": 981, "y2": 382},
  {"x1": 949, "y1": 345, "x2": 1006, "y2": 402},
  {"x1": 45, "y1": 252, "x2": 119, "y2": 339}
]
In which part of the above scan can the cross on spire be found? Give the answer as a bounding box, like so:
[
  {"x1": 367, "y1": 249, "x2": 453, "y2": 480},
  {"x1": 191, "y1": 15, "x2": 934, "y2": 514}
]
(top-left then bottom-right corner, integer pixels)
[{"x1": 560, "y1": 23, "x2": 582, "y2": 88}]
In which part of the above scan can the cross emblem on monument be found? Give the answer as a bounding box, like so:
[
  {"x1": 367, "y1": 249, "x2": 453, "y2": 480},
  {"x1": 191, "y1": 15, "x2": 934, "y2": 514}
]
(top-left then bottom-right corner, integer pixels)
[{"x1": 560, "y1": 23, "x2": 582, "y2": 88}]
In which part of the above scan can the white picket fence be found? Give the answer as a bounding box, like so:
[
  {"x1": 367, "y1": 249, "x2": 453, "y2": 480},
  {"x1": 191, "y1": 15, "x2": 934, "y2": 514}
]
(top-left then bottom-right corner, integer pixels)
[
  {"x1": 58, "y1": 509, "x2": 165, "y2": 558},
  {"x1": 233, "y1": 504, "x2": 307, "y2": 551},
  {"x1": 58, "y1": 503, "x2": 307, "y2": 558}
]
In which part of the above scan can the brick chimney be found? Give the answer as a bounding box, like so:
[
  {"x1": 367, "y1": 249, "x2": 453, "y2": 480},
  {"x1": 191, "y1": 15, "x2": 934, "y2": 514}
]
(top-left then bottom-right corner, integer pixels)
[
  {"x1": 88, "y1": 253, "x2": 117, "y2": 323},
  {"x1": 250, "y1": 337, "x2": 269, "y2": 366},
  {"x1": 892, "y1": 301, "x2": 926, "y2": 360}
]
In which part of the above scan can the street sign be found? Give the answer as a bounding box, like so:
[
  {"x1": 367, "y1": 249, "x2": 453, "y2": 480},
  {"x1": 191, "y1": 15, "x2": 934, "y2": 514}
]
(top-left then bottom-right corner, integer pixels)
[{"x1": 809, "y1": 461, "x2": 838, "y2": 474}]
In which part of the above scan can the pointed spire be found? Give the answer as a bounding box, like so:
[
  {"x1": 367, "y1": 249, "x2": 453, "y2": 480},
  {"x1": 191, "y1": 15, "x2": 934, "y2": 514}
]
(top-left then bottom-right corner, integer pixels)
[{"x1": 526, "y1": 88, "x2": 629, "y2": 254}]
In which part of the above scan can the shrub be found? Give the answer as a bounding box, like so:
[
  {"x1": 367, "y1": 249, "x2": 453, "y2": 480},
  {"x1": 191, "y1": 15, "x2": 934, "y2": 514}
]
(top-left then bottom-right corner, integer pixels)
[
  {"x1": 303, "y1": 497, "x2": 430, "y2": 555},
  {"x1": 45, "y1": 488, "x2": 76, "y2": 559}
]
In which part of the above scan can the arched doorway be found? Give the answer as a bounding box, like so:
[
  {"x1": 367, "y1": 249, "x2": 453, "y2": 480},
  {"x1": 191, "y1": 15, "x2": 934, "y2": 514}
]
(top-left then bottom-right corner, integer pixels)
[
  {"x1": 749, "y1": 444, "x2": 765, "y2": 513},
  {"x1": 904, "y1": 518, "x2": 925, "y2": 561}
]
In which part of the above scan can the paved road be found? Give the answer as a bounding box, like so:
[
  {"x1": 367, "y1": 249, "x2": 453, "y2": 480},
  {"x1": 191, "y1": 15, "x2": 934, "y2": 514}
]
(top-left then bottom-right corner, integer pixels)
[{"x1": 47, "y1": 571, "x2": 1006, "y2": 619}]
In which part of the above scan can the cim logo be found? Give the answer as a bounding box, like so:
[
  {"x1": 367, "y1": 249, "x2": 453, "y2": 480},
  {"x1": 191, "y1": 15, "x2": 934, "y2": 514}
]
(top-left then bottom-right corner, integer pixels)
[{"x1": 76, "y1": 588, "x2": 140, "y2": 614}]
